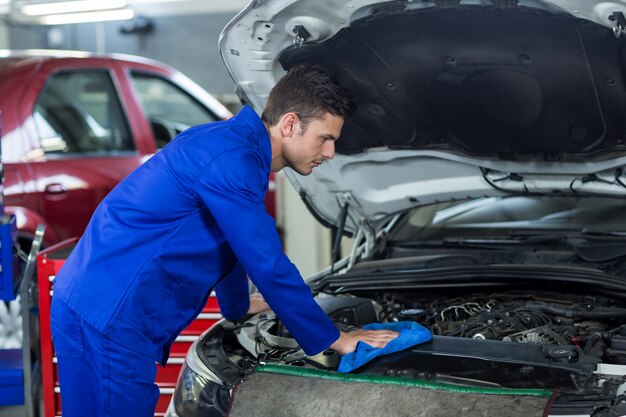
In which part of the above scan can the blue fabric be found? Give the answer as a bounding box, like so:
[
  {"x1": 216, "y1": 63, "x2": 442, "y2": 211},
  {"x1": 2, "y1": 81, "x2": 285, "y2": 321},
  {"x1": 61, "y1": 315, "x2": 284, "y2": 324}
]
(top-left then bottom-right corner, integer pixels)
[
  {"x1": 51, "y1": 297, "x2": 159, "y2": 417},
  {"x1": 52, "y1": 105, "x2": 340, "y2": 366},
  {"x1": 338, "y1": 322, "x2": 432, "y2": 373}
]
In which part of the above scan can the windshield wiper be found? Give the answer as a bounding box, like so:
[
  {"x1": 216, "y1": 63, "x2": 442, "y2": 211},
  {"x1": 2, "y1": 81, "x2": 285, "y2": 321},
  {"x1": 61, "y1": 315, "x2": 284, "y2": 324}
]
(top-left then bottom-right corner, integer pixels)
[{"x1": 389, "y1": 237, "x2": 553, "y2": 250}]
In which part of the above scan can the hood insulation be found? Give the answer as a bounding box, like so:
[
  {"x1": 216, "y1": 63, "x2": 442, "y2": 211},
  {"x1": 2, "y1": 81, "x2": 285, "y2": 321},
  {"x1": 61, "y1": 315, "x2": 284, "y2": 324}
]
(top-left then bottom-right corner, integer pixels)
[{"x1": 280, "y1": 6, "x2": 626, "y2": 159}]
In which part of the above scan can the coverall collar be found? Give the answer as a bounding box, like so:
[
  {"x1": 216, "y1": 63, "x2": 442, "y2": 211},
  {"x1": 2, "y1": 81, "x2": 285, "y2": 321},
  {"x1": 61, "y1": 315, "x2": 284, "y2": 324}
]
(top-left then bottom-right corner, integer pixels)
[{"x1": 239, "y1": 105, "x2": 271, "y2": 176}]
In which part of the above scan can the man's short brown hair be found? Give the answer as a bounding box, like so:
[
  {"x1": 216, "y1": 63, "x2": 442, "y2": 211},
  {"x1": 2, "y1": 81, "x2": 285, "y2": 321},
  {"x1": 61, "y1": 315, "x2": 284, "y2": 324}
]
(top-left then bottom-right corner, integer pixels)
[{"x1": 262, "y1": 64, "x2": 356, "y2": 129}]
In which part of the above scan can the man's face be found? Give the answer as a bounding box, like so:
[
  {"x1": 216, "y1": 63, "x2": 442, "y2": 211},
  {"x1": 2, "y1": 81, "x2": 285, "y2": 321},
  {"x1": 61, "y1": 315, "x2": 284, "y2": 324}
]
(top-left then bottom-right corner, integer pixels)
[{"x1": 283, "y1": 112, "x2": 344, "y2": 176}]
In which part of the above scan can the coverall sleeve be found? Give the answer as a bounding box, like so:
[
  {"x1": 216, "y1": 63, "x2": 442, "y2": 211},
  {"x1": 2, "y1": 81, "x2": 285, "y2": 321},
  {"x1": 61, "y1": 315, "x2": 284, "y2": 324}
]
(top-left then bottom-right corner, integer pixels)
[
  {"x1": 214, "y1": 262, "x2": 250, "y2": 321},
  {"x1": 196, "y1": 148, "x2": 340, "y2": 355}
]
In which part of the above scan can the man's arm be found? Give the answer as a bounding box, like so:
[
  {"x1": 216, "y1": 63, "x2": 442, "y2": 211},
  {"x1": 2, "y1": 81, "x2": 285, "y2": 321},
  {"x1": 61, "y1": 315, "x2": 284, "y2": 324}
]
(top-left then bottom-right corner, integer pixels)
[
  {"x1": 214, "y1": 262, "x2": 250, "y2": 320},
  {"x1": 214, "y1": 262, "x2": 270, "y2": 318},
  {"x1": 197, "y1": 149, "x2": 340, "y2": 355},
  {"x1": 216, "y1": 274, "x2": 394, "y2": 353},
  {"x1": 197, "y1": 149, "x2": 396, "y2": 355},
  {"x1": 247, "y1": 293, "x2": 270, "y2": 315}
]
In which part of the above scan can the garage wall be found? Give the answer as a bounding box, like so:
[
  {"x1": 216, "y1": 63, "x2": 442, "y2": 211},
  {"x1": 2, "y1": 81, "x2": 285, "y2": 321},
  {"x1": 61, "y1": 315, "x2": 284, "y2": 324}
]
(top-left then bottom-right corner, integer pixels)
[
  {"x1": 0, "y1": 23, "x2": 8, "y2": 49},
  {"x1": 8, "y1": 13, "x2": 238, "y2": 97},
  {"x1": 275, "y1": 172, "x2": 332, "y2": 277}
]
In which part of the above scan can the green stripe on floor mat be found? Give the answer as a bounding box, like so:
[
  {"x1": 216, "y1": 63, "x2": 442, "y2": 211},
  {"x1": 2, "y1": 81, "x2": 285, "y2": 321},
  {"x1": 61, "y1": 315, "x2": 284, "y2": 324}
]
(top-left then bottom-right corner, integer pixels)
[{"x1": 256, "y1": 364, "x2": 552, "y2": 397}]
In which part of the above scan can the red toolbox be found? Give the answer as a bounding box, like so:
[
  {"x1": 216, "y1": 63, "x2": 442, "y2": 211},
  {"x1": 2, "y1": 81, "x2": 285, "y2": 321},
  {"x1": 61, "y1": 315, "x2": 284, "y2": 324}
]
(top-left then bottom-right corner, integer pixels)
[{"x1": 37, "y1": 238, "x2": 223, "y2": 417}]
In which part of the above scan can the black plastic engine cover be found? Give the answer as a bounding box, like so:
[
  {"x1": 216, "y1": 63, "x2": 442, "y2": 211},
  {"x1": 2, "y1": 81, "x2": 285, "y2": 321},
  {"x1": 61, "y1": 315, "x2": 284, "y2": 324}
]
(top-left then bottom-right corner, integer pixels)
[{"x1": 357, "y1": 336, "x2": 600, "y2": 389}]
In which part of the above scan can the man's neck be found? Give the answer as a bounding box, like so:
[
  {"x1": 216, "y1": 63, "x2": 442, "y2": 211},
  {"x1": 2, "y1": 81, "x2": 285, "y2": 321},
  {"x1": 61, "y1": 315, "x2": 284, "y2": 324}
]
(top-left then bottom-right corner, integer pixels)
[{"x1": 266, "y1": 122, "x2": 286, "y2": 172}]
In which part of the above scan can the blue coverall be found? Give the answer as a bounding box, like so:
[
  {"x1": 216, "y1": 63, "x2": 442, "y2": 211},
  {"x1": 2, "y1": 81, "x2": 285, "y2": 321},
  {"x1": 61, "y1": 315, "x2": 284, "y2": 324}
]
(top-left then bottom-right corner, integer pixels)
[{"x1": 50, "y1": 105, "x2": 340, "y2": 417}]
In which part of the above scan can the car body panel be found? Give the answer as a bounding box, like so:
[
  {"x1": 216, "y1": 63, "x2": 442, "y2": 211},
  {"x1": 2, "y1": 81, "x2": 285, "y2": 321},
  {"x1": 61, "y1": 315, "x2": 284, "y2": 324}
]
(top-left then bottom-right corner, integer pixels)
[{"x1": 0, "y1": 51, "x2": 233, "y2": 246}]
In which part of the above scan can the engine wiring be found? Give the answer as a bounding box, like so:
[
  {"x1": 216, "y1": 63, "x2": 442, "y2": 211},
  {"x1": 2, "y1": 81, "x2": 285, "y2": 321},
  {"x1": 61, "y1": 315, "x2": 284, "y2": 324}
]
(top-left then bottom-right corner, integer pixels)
[{"x1": 480, "y1": 167, "x2": 626, "y2": 197}]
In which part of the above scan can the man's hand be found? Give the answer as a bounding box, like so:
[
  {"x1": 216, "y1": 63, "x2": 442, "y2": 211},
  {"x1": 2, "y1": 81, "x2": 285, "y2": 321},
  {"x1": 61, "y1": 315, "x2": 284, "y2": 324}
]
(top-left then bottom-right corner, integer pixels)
[
  {"x1": 329, "y1": 329, "x2": 399, "y2": 355},
  {"x1": 246, "y1": 293, "x2": 270, "y2": 315}
]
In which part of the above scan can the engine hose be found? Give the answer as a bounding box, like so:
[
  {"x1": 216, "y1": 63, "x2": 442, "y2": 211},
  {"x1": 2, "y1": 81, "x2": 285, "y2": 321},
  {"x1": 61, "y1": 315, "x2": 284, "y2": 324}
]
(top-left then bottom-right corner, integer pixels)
[
  {"x1": 524, "y1": 302, "x2": 626, "y2": 320},
  {"x1": 582, "y1": 332, "x2": 605, "y2": 357}
]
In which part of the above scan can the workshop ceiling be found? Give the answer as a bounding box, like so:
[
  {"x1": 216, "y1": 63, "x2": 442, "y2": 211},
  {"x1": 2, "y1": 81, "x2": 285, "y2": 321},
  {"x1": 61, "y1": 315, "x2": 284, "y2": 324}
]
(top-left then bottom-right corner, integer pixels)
[{"x1": 3, "y1": 0, "x2": 250, "y2": 25}]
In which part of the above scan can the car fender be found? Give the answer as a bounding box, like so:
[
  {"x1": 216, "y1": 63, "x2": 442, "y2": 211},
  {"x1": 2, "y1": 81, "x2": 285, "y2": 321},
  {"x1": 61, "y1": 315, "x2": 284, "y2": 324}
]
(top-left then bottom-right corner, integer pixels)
[{"x1": 4, "y1": 206, "x2": 61, "y2": 247}]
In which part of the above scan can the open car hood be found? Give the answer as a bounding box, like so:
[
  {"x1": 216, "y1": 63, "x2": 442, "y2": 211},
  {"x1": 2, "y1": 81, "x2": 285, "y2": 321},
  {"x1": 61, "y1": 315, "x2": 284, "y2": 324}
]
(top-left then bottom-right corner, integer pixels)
[{"x1": 220, "y1": 0, "x2": 626, "y2": 233}]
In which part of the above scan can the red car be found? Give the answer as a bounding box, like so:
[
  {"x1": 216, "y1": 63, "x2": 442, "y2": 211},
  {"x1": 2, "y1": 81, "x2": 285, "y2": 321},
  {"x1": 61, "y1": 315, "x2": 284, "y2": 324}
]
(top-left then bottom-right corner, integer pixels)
[{"x1": 0, "y1": 51, "x2": 272, "y2": 250}]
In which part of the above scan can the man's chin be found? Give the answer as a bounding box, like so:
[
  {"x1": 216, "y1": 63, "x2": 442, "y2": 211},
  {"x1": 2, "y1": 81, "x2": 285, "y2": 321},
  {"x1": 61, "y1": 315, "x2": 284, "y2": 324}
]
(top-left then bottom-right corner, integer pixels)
[{"x1": 291, "y1": 165, "x2": 314, "y2": 176}]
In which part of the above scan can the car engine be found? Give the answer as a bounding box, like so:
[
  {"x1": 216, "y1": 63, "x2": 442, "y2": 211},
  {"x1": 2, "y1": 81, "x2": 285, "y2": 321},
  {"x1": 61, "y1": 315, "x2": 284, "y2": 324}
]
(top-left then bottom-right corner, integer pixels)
[
  {"x1": 196, "y1": 287, "x2": 626, "y2": 416},
  {"x1": 211, "y1": 290, "x2": 622, "y2": 409},
  {"x1": 236, "y1": 291, "x2": 626, "y2": 366},
  {"x1": 378, "y1": 292, "x2": 626, "y2": 354}
]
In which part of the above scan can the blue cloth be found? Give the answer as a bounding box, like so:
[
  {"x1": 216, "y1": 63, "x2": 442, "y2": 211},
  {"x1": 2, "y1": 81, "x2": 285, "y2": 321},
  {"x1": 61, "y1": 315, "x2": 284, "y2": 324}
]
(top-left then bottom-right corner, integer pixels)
[
  {"x1": 338, "y1": 322, "x2": 432, "y2": 373},
  {"x1": 52, "y1": 105, "x2": 340, "y2": 368}
]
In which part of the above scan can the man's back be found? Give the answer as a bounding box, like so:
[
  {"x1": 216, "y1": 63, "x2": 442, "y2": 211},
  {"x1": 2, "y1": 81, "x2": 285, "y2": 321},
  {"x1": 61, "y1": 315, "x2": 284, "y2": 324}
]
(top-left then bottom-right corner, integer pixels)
[{"x1": 53, "y1": 106, "x2": 272, "y2": 361}]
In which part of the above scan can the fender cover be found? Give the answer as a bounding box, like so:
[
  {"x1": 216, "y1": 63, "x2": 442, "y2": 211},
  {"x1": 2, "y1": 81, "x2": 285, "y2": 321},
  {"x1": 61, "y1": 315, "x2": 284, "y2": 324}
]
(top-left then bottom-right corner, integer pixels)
[{"x1": 227, "y1": 364, "x2": 554, "y2": 417}]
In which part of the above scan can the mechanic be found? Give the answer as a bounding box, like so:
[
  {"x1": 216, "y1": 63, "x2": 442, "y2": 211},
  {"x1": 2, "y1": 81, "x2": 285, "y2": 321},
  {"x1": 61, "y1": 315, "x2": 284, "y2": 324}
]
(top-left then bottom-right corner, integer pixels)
[{"x1": 50, "y1": 64, "x2": 398, "y2": 417}]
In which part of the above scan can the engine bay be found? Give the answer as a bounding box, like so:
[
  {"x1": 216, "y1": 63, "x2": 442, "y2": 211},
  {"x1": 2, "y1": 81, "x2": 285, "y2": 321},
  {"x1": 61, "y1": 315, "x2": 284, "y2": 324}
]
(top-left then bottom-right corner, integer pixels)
[
  {"x1": 239, "y1": 290, "x2": 626, "y2": 369},
  {"x1": 203, "y1": 288, "x2": 626, "y2": 415},
  {"x1": 378, "y1": 291, "x2": 626, "y2": 352}
]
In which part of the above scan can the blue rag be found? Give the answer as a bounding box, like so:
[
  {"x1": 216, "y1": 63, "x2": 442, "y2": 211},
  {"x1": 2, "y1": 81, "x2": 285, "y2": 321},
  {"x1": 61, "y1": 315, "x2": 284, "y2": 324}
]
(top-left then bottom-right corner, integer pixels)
[{"x1": 338, "y1": 321, "x2": 432, "y2": 373}]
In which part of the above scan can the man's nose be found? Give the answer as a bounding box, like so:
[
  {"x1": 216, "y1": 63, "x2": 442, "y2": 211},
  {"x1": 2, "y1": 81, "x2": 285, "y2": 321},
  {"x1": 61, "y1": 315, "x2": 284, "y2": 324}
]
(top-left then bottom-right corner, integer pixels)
[{"x1": 322, "y1": 141, "x2": 335, "y2": 160}]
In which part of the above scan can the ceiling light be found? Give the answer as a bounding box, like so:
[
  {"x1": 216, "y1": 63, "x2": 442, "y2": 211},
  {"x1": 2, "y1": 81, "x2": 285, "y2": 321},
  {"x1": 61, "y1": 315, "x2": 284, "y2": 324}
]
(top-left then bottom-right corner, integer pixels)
[
  {"x1": 39, "y1": 8, "x2": 134, "y2": 25},
  {"x1": 22, "y1": 0, "x2": 127, "y2": 16},
  {"x1": 129, "y1": 0, "x2": 187, "y2": 3}
]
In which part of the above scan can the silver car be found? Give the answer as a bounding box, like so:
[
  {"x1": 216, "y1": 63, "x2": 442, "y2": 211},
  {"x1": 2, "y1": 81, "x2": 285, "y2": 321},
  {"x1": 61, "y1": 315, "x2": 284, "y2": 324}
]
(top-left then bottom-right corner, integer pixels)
[{"x1": 168, "y1": 0, "x2": 626, "y2": 416}]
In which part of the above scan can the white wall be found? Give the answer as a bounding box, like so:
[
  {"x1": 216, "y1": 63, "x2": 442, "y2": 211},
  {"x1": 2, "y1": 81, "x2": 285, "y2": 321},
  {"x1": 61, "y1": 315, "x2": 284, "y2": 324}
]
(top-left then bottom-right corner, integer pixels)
[
  {"x1": 0, "y1": 19, "x2": 8, "y2": 49},
  {"x1": 276, "y1": 171, "x2": 332, "y2": 278}
]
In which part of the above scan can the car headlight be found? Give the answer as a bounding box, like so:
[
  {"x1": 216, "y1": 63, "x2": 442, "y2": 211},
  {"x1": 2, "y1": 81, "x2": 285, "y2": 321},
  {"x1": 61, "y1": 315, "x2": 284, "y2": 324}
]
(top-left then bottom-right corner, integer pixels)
[
  {"x1": 171, "y1": 338, "x2": 231, "y2": 417},
  {"x1": 172, "y1": 363, "x2": 230, "y2": 417}
]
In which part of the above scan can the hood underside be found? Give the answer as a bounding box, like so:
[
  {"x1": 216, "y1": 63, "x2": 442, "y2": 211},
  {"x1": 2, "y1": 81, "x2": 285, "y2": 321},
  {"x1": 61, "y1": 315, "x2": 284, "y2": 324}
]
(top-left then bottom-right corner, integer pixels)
[
  {"x1": 280, "y1": 6, "x2": 626, "y2": 157},
  {"x1": 221, "y1": 1, "x2": 626, "y2": 232}
]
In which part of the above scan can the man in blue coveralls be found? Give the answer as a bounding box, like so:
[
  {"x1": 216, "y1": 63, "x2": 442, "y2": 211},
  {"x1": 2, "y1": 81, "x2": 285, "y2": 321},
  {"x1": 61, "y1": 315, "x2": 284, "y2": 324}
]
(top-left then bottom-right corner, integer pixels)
[{"x1": 50, "y1": 64, "x2": 398, "y2": 417}]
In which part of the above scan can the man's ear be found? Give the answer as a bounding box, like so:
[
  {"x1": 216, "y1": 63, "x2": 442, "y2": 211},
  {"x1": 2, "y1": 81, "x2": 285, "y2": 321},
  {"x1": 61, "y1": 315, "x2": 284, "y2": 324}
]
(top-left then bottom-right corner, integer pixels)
[{"x1": 279, "y1": 112, "x2": 299, "y2": 138}]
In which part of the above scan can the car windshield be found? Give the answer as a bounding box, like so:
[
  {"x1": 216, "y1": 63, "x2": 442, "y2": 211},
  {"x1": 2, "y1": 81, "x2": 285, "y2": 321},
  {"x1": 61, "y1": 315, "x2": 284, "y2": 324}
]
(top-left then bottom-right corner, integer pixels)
[{"x1": 388, "y1": 196, "x2": 626, "y2": 241}]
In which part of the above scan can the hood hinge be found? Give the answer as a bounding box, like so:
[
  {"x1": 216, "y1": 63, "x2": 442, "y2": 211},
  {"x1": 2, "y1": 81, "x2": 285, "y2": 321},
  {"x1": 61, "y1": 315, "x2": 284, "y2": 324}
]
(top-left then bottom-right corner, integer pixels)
[
  {"x1": 347, "y1": 220, "x2": 376, "y2": 270},
  {"x1": 334, "y1": 193, "x2": 376, "y2": 269},
  {"x1": 331, "y1": 199, "x2": 349, "y2": 273}
]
